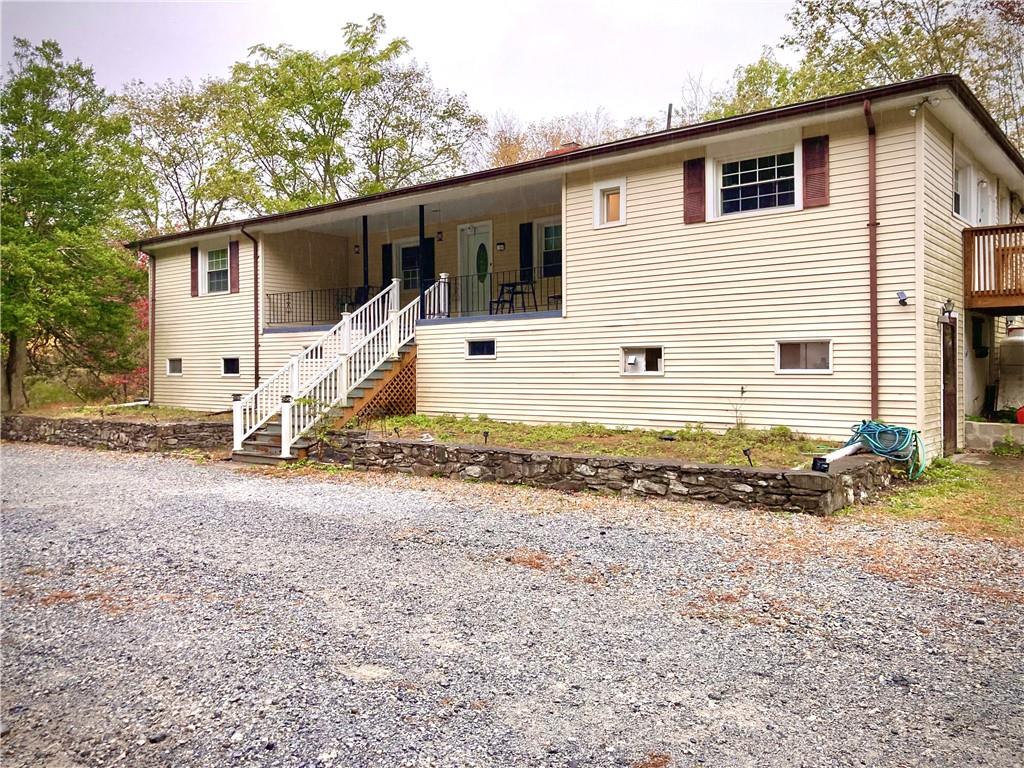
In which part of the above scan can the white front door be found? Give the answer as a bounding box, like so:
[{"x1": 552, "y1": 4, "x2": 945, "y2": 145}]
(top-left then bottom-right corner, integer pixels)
[{"x1": 459, "y1": 222, "x2": 492, "y2": 315}]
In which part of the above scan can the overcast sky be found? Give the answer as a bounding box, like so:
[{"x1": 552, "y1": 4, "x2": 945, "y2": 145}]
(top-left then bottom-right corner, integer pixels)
[{"x1": 2, "y1": 0, "x2": 795, "y2": 123}]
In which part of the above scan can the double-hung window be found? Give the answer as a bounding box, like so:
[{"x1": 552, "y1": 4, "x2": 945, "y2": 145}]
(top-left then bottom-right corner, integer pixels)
[
  {"x1": 537, "y1": 220, "x2": 562, "y2": 278},
  {"x1": 397, "y1": 242, "x2": 419, "y2": 290},
  {"x1": 206, "y1": 248, "x2": 229, "y2": 294},
  {"x1": 720, "y1": 152, "x2": 795, "y2": 215}
]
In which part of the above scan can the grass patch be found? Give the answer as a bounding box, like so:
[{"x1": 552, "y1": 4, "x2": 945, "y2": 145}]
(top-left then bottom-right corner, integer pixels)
[
  {"x1": 873, "y1": 458, "x2": 1024, "y2": 544},
  {"x1": 363, "y1": 414, "x2": 836, "y2": 468},
  {"x1": 22, "y1": 402, "x2": 232, "y2": 423}
]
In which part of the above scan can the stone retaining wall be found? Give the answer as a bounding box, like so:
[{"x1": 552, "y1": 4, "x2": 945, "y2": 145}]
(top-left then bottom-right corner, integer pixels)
[
  {"x1": 317, "y1": 431, "x2": 894, "y2": 515},
  {"x1": 1, "y1": 415, "x2": 232, "y2": 452}
]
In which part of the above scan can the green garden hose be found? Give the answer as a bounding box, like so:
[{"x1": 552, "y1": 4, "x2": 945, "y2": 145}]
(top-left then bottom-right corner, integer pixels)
[{"x1": 846, "y1": 420, "x2": 927, "y2": 480}]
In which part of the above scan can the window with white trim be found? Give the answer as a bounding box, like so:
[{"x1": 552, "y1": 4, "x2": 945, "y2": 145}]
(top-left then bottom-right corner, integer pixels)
[
  {"x1": 222, "y1": 357, "x2": 240, "y2": 376},
  {"x1": 621, "y1": 346, "x2": 663, "y2": 375},
  {"x1": 205, "y1": 247, "x2": 229, "y2": 294},
  {"x1": 535, "y1": 219, "x2": 562, "y2": 277},
  {"x1": 720, "y1": 151, "x2": 795, "y2": 215},
  {"x1": 593, "y1": 179, "x2": 626, "y2": 227},
  {"x1": 166, "y1": 358, "x2": 182, "y2": 375},
  {"x1": 953, "y1": 157, "x2": 972, "y2": 219},
  {"x1": 776, "y1": 340, "x2": 832, "y2": 373},
  {"x1": 466, "y1": 339, "x2": 495, "y2": 358}
]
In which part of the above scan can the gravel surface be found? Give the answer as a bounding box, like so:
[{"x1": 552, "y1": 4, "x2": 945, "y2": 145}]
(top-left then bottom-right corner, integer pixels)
[{"x1": 2, "y1": 443, "x2": 1022, "y2": 768}]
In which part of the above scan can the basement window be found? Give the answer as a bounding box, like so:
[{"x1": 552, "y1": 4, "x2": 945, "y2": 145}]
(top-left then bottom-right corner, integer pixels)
[
  {"x1": 621, "y1": 346, "x2": 663, "y2": 375},
  {"x1": 222, "y1": 357, "x2": 241, "y2": 376},
  {"x1": 466, "y1": 339, "x2": 496, "y2": 359},
  {"x1": 776, "y1": 340, "x2": 832, "y2": 373},
  {"x1": 166, "y1": 358, "x2": 182, "y2": 376}
]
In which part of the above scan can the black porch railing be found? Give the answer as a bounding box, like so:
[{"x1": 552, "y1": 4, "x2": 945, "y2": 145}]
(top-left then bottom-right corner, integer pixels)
[
  {"x1": 265, "y1": 285, "x2": 379, "y2": 326},
  {"x1": 421, "y1": 264, "x2": 562, "y2": 319}
]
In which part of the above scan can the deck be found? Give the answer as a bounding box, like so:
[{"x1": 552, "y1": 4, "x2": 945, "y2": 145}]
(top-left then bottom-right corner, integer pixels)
[{"x1": 964, "y1": 224, "x2": 1024, "y2": 312}]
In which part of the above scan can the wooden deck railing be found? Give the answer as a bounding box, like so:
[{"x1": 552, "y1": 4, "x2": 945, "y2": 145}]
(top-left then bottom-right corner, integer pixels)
[{"x1": 963, "y1": 224, "x2": 1024, "y2": 310}]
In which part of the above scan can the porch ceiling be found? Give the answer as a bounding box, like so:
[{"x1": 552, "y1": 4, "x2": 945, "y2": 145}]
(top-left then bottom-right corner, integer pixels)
[{"x1": 265, "y1": 176, "x2": 562, "y2": 239}]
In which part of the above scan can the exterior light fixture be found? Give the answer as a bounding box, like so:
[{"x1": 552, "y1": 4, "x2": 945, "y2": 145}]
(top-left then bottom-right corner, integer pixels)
[
  {"x1": 942, "y1": 298, "x2": 955, "y2": 317},
  {"x1": 897, "y1": 290, "x2": 908, "y2": 306},
  {"x1": 908, "y1": 106, "x2": 918, "y2": 118},
  {"x1": 978, "y1": 179, "x2": 989, "y2": 189}
]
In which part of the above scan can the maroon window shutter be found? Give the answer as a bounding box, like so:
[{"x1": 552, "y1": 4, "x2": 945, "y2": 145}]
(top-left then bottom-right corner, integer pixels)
[
  {"x1": 190, "y1": 247, "x2": 199, "y2": 297},
  {"x1": 802, "y1": 135, "x2": 830, "y2": 208},
  {"x1": 683, "y1": 158, "x2": 706, "y2": 224},
  {"x1": 229, "y1": 240, "x2": 240, "y2": 294}
]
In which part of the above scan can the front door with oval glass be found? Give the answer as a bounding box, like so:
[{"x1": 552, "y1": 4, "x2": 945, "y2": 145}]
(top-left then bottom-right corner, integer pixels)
[{"x1": 458, "y1": 222, "x2": 492, "y2": 315}]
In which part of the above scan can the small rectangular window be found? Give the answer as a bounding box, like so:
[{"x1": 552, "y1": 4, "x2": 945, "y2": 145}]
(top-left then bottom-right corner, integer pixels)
[
  {"x1": 222, "y1": 357, "x2": 240, "y2": 376},
  {"x1": 593, "y1": 178, "x2": 626, "y2": 227},
  {"x1": 167, "y1": 358, "x2": 182, "y2": 375},
  {"x1": 466, "y1": 339, "x2": 496, "y2": 358},
  {"x1": 621, "y1": 346, "x2": 663, "y2": 375},
  {"x1": 776, "y1": 341, "x2": 832, "y2": 373},
  {"x1": 206, "y1": 248, "x2": 229, "y2": 293}
]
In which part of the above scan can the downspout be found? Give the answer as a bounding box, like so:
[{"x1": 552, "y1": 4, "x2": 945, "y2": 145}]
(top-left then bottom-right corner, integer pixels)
[
  {"x1": 864, "y1": 99, "x2": 880, "y2": 420},
  {"x1": 241, "y1": 226, "x2": 260, "y2": 387},
  {"x1": 143, "y1": 248, "x2": 155, "y2": 404}
]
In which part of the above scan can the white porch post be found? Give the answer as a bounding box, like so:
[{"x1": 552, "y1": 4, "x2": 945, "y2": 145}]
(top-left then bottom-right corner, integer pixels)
[
  {"x1": 388, "y1": 278, "x2": 401, "y2": 359},
  {"x1": 341, "y1": 312, "x2": 352, "y2": 355},
  {"x1": 231, "y1": 394, "x2": 243, "y2": 451},
  {"x1": 439, "y1": 272, "x2": 450, "y2": 317},
  {"x1": 279, "y1": 395, "x2": 293, "y2": 459},
  {"x1": 338, "y1": 357, "x2": 349, "y2": 408}
]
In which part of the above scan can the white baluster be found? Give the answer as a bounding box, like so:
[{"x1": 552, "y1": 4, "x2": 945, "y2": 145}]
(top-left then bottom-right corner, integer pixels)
[
  {"x1": 280, "y1": 395, "x2": 293, "y2": 458},
  {"x1": 232, "y1": 394, "x2": 243, "y2": 451},
  {"x1": 289, "y1": 353, "x2": 300, "y2": 396},
  {"x1": 341, "y1": 312, "x2": 352, "y2": 354}
]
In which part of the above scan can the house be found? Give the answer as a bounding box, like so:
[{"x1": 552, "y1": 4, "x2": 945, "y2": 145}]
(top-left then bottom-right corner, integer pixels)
[{"x1": 132, "y1": 74, "x2": 1024, "y2": 463}]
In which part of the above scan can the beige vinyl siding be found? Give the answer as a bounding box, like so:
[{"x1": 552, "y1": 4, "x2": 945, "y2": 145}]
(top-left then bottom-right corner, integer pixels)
[
  {"x1": 921, "y1": 111, "x2": 967, "y2": 457},
  {"x1": 259, "y1": 330, "x2": 325, "y2": 380},
  {"x1": 417, "y1": 112, "x2": 921, "y2": 441},
  {"x1": 262, "y1": 230, "x2": 349, "y2": 296},
  {"x1": 152, "y1": 239, "x2": 255, "y2": 412}
]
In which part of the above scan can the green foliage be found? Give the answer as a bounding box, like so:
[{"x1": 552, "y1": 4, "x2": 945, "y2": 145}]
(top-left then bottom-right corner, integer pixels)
[
  {"x1": 1, "y1": 38, "x2": 147, "y2": 410},
  {"x1": 992, "y1": 433, "x2": 1024, "y2": 457},
  {"x1": 706, "y1": 1, "x2": 1023, "y2": 147},
  {"x1": 119, "y1": 78, "x2": 256, "y2": 234},
  {"x1": 375, "y1": 414, "x2": 833, "y2": 467},
  {"x1": 222, "y1": 15, "x2": 408, "y2": 210}
]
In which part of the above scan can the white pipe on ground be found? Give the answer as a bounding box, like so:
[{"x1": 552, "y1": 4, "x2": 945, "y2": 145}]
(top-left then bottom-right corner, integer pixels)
[
  {"x1": 103, "y1": 400, "x2": 150, "y2": 409},
  {"x1": 820, "y1": 443, "x2": 863, "y2": 463}
]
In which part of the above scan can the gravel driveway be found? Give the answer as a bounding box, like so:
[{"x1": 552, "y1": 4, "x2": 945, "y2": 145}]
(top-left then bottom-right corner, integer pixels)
[{"x1": 2, "y1": 443, "x2": 1022, "y2": 767}]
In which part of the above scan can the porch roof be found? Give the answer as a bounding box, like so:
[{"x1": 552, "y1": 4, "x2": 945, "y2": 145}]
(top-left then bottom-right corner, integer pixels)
[{"x1": 132, "y1": 74, "x2": 1024, "y2": 251}]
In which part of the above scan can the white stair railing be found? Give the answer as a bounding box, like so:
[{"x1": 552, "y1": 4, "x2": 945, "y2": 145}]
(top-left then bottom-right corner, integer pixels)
[
  {"x1": 232, "y1": 281, "x2": 399, "y2": 451},
  {"x1": 283, "y1": 296, "x2": 420, "y2": 458},
  {"x1": 422, "y1": 272, "x2": 450, "y2": 319}
]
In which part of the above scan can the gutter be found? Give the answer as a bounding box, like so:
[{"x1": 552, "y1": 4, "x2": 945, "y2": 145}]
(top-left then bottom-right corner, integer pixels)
[
  {"x1": 864, "y1": 99, "x2": 880, "y2": 420},
  {"x1": 128, "y1": 75, "x2": 1024, "y2": 252},
  {"x1": 241, "y1": 226, "x2": 260, "y2": 386}
]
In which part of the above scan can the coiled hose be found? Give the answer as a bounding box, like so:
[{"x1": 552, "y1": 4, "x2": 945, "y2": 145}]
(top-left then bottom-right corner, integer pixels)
[{"x1": 846, "y1": 420, "x2": 926, "y2": 480}]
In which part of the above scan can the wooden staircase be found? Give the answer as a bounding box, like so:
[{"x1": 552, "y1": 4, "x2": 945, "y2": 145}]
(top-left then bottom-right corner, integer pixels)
[{"x1": 231, "y1": 343, "x2": 415, "y2": 465}]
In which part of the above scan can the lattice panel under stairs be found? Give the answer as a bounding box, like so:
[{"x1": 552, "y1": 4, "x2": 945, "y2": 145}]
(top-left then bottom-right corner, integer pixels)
[{"x1": 351, "y1": 351, "x2": 416, "y2": 422}]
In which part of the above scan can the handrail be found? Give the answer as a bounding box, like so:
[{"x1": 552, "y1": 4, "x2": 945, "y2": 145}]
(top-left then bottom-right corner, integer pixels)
[
  {"x1": 964, "y1": 224, "x2": 1024, "y2": 301},
  {"x1": 232, "y1": 281, "x2": 399, "y2": 449},
  {"x1": 284, "y1": 296, "x2": 420, "y2": 456}
]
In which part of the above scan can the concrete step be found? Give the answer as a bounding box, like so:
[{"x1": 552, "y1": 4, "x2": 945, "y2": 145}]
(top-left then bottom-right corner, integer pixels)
[{"x1": 231, "y1": 450, "x2": 289, "y2": 466}]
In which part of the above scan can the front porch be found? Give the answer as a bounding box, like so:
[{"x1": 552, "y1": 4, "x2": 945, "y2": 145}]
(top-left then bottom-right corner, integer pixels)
[{"x1": 260, "y1": 177, "x2": 562, "y2": 331}]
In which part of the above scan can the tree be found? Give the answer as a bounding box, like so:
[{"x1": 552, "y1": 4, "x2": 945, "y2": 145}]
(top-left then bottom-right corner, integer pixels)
[
  {"x1": 706, "y1": 0, "x2": 1023, "y2": 148},
  {"x1": 222, "y1": 14, "x2": 408, "y2": 211},
  {"x1": 348, "y1": 61, "x2": 486, "y2": 195},
  {"x1": 120, "y1": 78, "x2": 254, "y2": 234},
  {"x1": 480, "y1": 109, "x2": 661, "y2": 168},
  {"x1": 1, "y1": 38, "x2": 146, "y2": 411}
]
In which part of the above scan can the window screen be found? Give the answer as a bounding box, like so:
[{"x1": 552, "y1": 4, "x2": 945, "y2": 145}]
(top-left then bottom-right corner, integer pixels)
[
  {"x1": 721, "y1": 152, "x2": 795, "y2": 214},
  {"x1": 207, "y1": 248, "x2": 229, "y2": 293},
  {"x1": 467, "y1": 340, "x2": 495, "y2": 357},
  {"x1": 167, "y1": 358, "x2": 182, "y2": 375},
  {"x1": 778, "y1": 341, "x2": 830, "y2": 371},
  {"x1": 222, "y1": 357, "x2": 240, "y2": 375}
]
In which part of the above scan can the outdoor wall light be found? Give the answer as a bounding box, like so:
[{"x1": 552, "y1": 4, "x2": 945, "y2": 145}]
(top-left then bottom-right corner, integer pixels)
[
  {"x1": 978, "y1": 179, "x2": 989, "y2": 189},
  {"x1": 908, "y1": 105, "x2": 919, "y2": 118},
  {"x1": 353, "y1": 244, "x2": 360, "y2": 255},
  {"x1": 942, "y1": 298, "x2": 955, "y2": 317},
  {"x1": 897, "y1": 290, "x2": 908, "y2": 306}
]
